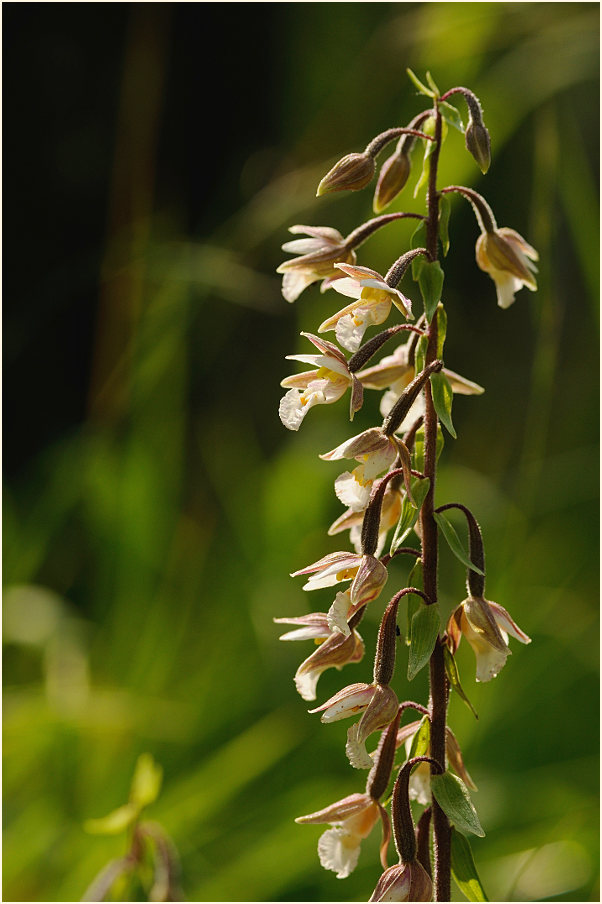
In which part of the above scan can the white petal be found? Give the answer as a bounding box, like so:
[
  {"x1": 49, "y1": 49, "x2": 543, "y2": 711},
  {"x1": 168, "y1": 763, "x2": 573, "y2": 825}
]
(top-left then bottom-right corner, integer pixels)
[
  {"x1": 317, "y1": 828, "x2": 361, "y2": 879},
  {"x1": 335, "y1": 469, "x2": 372, "y2": 512},
  {"x1": 281, "y1": 237, "x2": 326, "y2": 254},
  {"x1": 336, "y1": 314, "x2": 366, "y2": 352},
  {"x1": 281, "y1": 269, "x2": 318, "y2": 303},
  {"x1": 475, "y1": 644, "x2": 510, "y2": 682},
  {"x1": 488, "y1": 601, "x2": 531, "y2": 644},
  {"x1": 346, "y1": 723, "x2": 375, "y2": 769},
  {"x1": 327, "y1": 592, "x2": 352, "y2": 636},
  {"x1": 294, "y1": 666, "x2": 322, "y2": 701},
  {"x1": 331, "y1": 277, "x2": 363, "y2": 299},
  {"x1": 494, "y1": 272, "x2": 521, "y2": 309},
  {"x1": 278, "y1": 389, "x2": 308, "y2": 431},
  {"x1": 408, "y1": 763, "x2": 431, "y2": 806}
]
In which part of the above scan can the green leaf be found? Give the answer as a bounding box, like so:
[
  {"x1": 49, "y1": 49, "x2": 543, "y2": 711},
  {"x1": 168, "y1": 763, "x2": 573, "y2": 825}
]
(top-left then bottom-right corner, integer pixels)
[
  {"x1": 409, "y1": 716, "x2": 431, "y2": 759},
  {"x1": 418, "y1": 261, "x2": 444, "y2": 322},
  {"x1": 440, "y1": 101, "x2": 464, "y2": 133},
  {"x1": 130, "y1": 753, "x2": 163, "y2": 809},
  {"x1": 412, "y1": 425, "x2": 444, "y2": 475},
  {"x1": 413, "y1": 120, "x2": 437, "y2": 199},
  {"x1": 443, "y1": 646, "x2": 479, "y2": 719},
  {"x1": 430, "y1": 372, "x2": 456, "y2": 438},
  {"x1": 431, "y1": 772, "x2": 485, "y2": 837},
  {"x1": 434, "y1": 512, "x2": 485, "y2": 575},
  {"x1": 404, "y1": 588, "x2": 421, "y2": 645},
  {"x1": 390, "y1": 478, "x2": 430, "y2": 555},
  {"x1": 84, "y1": 803, "x2": 139, "y2": 835},
  {"x1": 439, "y1": 194, "x2": 452, "y2": 256},
  {"x1": 411, "y1": 221, "x2": 428, "y2": 279},
  {"x1": 414, "y1": 334, "x2": 428, "y2": 375},
  {"x1": 425, "y1": 71, "x2": 440, "y2": 97},
  {"x1": 451, "y1": 828, "x2": 489, "y2": 901},
  {"x1": 406, "y1": 68, "x2": 436, "y2": 98},
  {"x1": 436, "y1": 304, "x2": 447, "y2": 357},
  {"x1": 408, "y1": 603, "x2": 440, "y2": 680}
]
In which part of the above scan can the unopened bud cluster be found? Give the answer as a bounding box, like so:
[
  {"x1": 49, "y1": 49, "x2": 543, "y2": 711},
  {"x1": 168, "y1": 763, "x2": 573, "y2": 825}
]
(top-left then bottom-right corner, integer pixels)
[{"x1": 275, "y1": 72, "x2": 535, "y2": 901}]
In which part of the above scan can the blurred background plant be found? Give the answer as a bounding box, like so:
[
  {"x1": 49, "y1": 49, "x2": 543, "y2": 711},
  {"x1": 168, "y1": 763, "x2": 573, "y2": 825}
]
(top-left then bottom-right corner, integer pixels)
[{"x1": 3, "y1": 3, "x2": 599, "y2": 901}]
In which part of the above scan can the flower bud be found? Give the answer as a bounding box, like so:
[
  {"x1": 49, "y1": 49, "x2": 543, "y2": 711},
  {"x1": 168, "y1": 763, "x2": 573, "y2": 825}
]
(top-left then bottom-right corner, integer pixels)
[
  {"x1": 373, "y1": 151, "x2": 411, "y2": 213},
  {"x1": 317, "y1": 153, "x2": 376, "y2": 196},
  {"x1": 465, "y1": 117, "x2": 491, "y2": 174},
  {"x1": 369, "y1": 860, "x2": 433, "y2": 902}
]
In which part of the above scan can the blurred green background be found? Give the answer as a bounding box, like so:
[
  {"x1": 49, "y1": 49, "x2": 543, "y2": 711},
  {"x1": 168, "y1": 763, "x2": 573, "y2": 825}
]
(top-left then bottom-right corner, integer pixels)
[{"x1": 3, "y1": 3, "x2": 599, "y2": 901}]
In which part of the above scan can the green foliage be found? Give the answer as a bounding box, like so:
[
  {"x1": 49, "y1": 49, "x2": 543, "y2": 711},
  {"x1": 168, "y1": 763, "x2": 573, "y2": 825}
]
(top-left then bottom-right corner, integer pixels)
[
  {"x1": 434, "y1": 511, "x2": 484, "y2": 574},
  {"x1": 431, "y1": 773, "x2": 485, "y2": 838},
  {"x1": 419, "y1": 260, "x2": 445, "y2": 322},
  {"x1": 407, "y1": 603, "x2": 441, "y2": 680},
  {"x1": 451, "y1": 829, "x2": 489, "y2": 901}
]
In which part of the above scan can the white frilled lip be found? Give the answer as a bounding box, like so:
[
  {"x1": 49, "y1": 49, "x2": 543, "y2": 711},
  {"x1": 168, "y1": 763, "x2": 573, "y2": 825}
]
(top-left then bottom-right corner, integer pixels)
[{"x1": 335, "y1": 467, "x2": 373, "y2": 513}]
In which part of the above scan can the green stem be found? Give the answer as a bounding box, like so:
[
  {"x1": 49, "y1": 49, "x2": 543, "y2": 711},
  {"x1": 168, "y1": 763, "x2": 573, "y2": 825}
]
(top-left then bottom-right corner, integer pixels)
[{"x1": 422, "y1": 99, "x2": 452, "y2": 901}]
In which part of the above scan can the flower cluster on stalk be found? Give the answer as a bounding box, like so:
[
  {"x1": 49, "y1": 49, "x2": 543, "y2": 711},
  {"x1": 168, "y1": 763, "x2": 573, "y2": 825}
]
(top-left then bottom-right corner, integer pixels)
[{"x1": 275, "y1": 72, "x2": 535, "y2": 901}]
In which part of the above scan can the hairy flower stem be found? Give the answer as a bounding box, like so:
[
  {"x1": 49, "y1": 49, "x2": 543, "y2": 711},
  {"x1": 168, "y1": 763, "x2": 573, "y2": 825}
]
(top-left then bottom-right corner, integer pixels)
[{"x1": 421, "y1": 100, "x2": 452, "y2": 901}]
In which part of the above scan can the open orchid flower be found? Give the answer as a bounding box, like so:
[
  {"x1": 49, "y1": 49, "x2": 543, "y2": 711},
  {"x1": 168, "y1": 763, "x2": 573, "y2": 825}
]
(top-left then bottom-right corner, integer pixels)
[
  {"x1": 318, "y1": 264, "x2": 413, "y2": 352},
  {"x1": 277, "y1": 225, "x2": 356, "y2": 302},
  {"x1": 357, "y1": 341, "x2": 484, "y2": 424},
  {"x1": 296, "y1": 792, "x2": 390, "y2": 879},
  {"x1": 279, "y1": 332, "x2": 363, "y2": 431},
  {"x1": 274, "y1": 613, "x2": 364, "y2": 701},
  {"x1": 310, "y1": 682, "x2": 399, "y2": 770},
  {"x1": 447, "y1": 596, "x2": 531, "y2": 682}
]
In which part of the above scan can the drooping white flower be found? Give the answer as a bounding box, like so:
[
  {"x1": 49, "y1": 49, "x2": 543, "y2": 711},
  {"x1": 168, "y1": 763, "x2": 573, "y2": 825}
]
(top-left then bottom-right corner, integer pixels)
[
  {"x1": 476, "y1": 227, "x2": 538, "y2": 309},
  {"x1": 447, "y1": 596, "x2": 531, "y2": 682}
]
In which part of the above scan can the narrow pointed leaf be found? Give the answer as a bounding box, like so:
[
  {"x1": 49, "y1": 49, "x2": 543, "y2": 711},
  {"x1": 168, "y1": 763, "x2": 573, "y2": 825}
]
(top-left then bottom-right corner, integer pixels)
[
  {"x1": 430, "y1": 371, "x2": 456, "y2": 438},
  {"x1": 130, "y1": 753, "x2": 163, "y2": 809},
  {"x1": 414, "y1": 334, "x2": 428, "y2": 375},
  {"x1": 439, "y1": 194, "x2": 452, "y2": 256},
  {"x1": 408, "y1": 603, "x2": 440, "y2": 680},
  {"x1": 451, "y1": 829, "x2": 489, "y2": 901},
  {"x1": 443, "y1": 646, "x2": 478, "y2": 719},
  {"x1": 434, "y1": 511, "x2": 485, "y2": 575},
  {"x1": 440, "y1": 101, "x2": 464, "y2": 133},
  {"x1": 411, "y1": 221, "x2": 428, "y2": 279},
  {"x1": 431, "y1": 772, "x2": 485, "y2": 837},
  {"x1": 390, "y1": 478, "x2": 430, "y2": 555},
  {"x1": 413, "y1": 128, "x2": 436, "y2": 199},
  {"x1": 425, "y1": 71, "x2": 441, "y2": 97},
  {"x1": 406, "y1": 68, "x2": 436, "y2": 98},
  {"x1": 403, "y1": 567, "x2": 422, "y2": 643},
  {"x1": 84, "y1": 803, "x2": 139, "y2": 835},
  {"x1": 408, "y1": 716, "x2": 430, "y2": 759},
  {"x1": 418, "y1": 261, "x2": 444, "y2": 322},
  {"x1": 436, "y1": 304, "x2": 447, "y2": 356}
]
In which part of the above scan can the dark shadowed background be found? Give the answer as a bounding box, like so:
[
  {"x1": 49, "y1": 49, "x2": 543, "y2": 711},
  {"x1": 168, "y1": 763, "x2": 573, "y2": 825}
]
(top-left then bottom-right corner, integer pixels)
[{"x1": 3, "y1": 3, "x2": 599, "y2": 901}]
